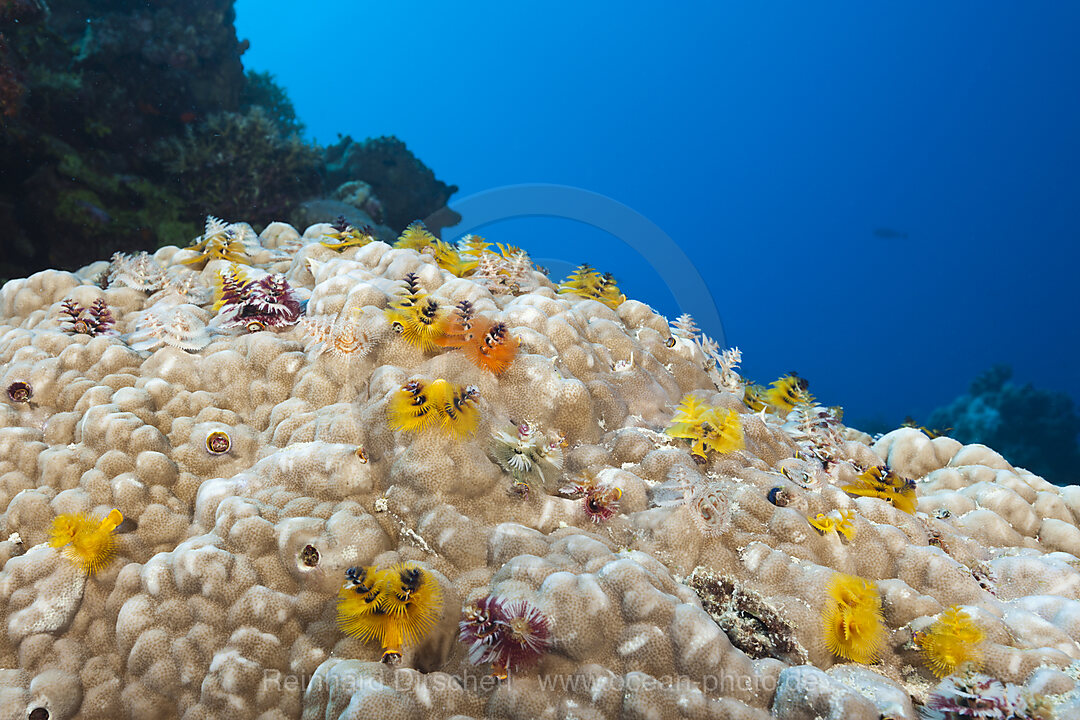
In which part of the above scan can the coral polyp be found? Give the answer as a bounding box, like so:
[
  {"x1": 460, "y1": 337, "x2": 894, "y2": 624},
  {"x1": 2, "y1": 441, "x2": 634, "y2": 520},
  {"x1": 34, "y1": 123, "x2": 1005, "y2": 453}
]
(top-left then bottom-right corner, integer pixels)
[
  {"x1": 764, "y1": 372, "x2": 814, "y2": 413},
  {"x1": 388, "y1": 379, "x2": 437, "y2": 433},
  {"x1": 665, "y1": 394, "x2": 744, "y2": 459},
  {"x1": 388, "y1": 378, "x2": 480, "y2": 438},
  {"x1": 49, "y1": 509, "x2": 124, "y2": 576},
  {"x1": 489, "y1": 423, "x2": 564, "y2": 492},
  {"x1": 337, "y1": 563, "x2": 443, "y2": 662},
  {"x1": 822, "y1": 572, "x2": 886, "y2": 664},
  {"x1": 459, "y1": 596, "x2": 551, "y2": 679},
  {"x1": 562, "y1": 473, "x2": 622, "y2": 523},
  {"x1": 320, "y1": 216, "x2": 374, "y2": 251},
  {"x1": 842, "y1": 464, "x2": 918, "y2": 515},
  {"x1": 205, "y1": 430, "x2": 231, "y2": 454},
  {"x1": 916, "y1": 605, "x2": 985, "y2": 678},
  {"x1": 808, "y1": 509, "x2": 857, "y2": 541},
  {"x1": 6, "y1": 381, "x2": 31, "y2": 403},
  {"x1": 385, "y1": 273, "x2": 445, "y2": 351},
  {"x1": 558, "y1": 264, "x2": 626, "y2": 309}
]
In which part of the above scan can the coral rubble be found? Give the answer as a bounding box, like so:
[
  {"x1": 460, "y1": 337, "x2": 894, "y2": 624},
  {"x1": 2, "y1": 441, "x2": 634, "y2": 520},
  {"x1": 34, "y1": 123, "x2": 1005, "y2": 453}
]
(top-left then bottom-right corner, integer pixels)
[{"x1": 1, "y1": 220, "x2": 1080, "y2": 719}]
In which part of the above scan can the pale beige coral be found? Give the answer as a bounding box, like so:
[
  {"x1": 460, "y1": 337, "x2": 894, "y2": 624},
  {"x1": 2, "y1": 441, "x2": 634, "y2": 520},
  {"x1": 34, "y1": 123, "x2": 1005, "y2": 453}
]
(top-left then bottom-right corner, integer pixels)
[{"x1": 3, "y1": 224, "x2": 1080, "y2": 718}]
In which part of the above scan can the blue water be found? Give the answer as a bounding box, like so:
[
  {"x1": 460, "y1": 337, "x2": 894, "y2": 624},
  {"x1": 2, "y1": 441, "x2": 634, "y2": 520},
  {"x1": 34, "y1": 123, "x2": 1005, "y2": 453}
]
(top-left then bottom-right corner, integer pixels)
[{"x1": 236, "y1": 1, "x2": 1080, "y2": 429}]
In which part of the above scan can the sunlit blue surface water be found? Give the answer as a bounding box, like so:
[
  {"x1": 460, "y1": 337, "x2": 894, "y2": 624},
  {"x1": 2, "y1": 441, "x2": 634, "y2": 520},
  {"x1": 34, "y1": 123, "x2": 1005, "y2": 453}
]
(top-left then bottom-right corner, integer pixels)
[{"x1": 235, "y1": 1, "x2": 1080, "y2": 430}]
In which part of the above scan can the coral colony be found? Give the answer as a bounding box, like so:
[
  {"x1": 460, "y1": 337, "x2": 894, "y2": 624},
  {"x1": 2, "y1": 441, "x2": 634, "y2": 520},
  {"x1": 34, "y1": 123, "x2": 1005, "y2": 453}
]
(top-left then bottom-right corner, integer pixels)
[{"x1": 0, "y1": 213, "x2": 1076, "y2": 720}]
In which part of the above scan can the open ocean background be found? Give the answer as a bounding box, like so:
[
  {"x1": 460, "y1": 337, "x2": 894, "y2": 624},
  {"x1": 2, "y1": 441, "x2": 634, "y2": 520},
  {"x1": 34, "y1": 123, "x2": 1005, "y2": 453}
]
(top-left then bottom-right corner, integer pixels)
[{"x1": 238, "y1": 1, "x2": 1080, "y2": 432}]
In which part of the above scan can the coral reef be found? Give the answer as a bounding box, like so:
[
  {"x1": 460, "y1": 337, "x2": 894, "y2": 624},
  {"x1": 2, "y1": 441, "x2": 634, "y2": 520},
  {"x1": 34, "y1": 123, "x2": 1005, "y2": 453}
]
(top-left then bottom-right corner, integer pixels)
[
  {"x1": 927, "y1": 364, "x2": 1080, "y2": 484},
  {"x1": 2, "y1": 220, "x2": 1080, "y2": 719},
  {"x1": 0, "y1": 1, "x2": 454, "y2": 283},
  {"x1": 324, "y1": 135, "x2": 460, "y2": 232},
  {"x1": 0, "y1": 0, "x2": 248, "y2": 275},
  {"x1": 151, "y1": 106, "x2": 323, "y2": 225}
]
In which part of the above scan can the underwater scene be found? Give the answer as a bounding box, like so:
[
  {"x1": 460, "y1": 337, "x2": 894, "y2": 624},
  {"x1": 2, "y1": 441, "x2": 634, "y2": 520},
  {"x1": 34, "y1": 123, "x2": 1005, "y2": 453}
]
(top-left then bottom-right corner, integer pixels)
[{"x1": 1, "y1": 1, "x2": 1079, "y2": 718}]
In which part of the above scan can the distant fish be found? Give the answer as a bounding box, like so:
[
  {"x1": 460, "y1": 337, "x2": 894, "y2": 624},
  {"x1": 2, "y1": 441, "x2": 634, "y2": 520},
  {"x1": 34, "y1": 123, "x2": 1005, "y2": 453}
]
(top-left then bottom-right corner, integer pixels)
[
  {"x1": 74, "y1": 199, "x2": 112, "y2": 225},
  {"x1": 873, "y1": 227, "x2": 908, "y2": 240}
]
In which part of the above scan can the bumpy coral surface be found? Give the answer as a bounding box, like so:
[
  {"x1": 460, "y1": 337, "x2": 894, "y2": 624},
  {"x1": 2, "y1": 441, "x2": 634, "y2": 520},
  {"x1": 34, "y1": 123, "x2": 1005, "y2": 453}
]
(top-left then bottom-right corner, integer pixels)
[{"x1": 2, "y1": 220, "x2": 1080, "y2": 720}]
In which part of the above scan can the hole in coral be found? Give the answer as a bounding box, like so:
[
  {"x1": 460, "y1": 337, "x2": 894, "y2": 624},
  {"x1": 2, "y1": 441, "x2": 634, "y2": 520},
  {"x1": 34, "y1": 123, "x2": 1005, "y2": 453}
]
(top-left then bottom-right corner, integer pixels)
[
  {"x1": 300, "y1": 544, "x2": 320, "y2": 567},
  {"x1": 7, "y1": 382, "x2": 32, "y2": 403},
  {"x1": 29, "y1": 708, "x2": 49, "y2": 720}
]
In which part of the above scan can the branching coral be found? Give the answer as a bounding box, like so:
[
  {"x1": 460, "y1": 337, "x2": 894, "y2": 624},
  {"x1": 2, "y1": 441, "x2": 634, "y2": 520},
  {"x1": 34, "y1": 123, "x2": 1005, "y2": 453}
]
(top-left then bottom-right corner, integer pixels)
[
  {"x1": 459, "y1": 596, "x2": 551, "y2": 679},
  {"x1": 324, "y1": 134, "x2": 458, "y2": 231},
  {"x1": 927, "y1": 363, "x2": 1080, "y2": 484},
  {"x1": 822, "y1": 572, "x2": 886, "y2": 664},
  {"x1": 154, "y1": 107, "x2": 323, "y2": 225}
]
